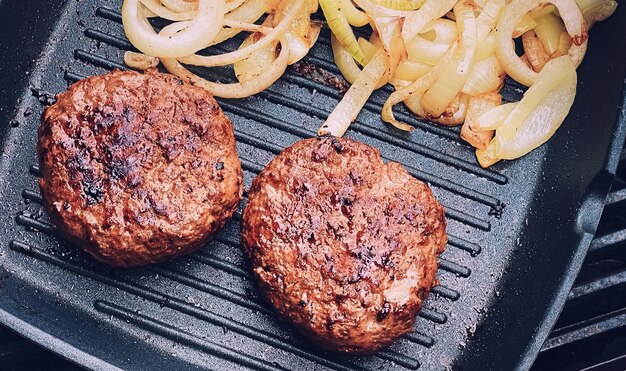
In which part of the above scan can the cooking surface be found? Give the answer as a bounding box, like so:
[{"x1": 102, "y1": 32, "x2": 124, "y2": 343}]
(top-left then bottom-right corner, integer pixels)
[{"x1": 0, "y1": 1, "x2": 625, "y2": 370}]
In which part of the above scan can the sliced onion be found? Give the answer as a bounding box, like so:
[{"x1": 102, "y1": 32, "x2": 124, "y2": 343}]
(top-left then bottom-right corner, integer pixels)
[
  {"x1": 476, "y1": 139, "x2": 500, "y2": 167},
  {"x1": 320, "y1": 0, "x2": 367, "y2": 65},
  {"x1": 394, "y1": 59, "x2": 432, "y2": 81},
  {"x1": 331, "y1": 33, "x2": 362, "y2": 84},
  {"x1": 234, "y1": 17, "x2": 278, "y2": 82},
  {"x1": 534, "y1": 12, "x2": 565, "y2": 55},
  {"x1": 513, "y1": 14, "x2": 537, "y2": 38},
  {"x1": 469, "y1": 102, "x2": 517, "y2": 131},
  {"x1": 370, "y1": 0, "x2": 425, "y2": 10},
  {"x1": 402, "y1": 0, "x2": 457, "y2": 41},
  {"x1": 495, "y1": 0, "x2": 587, "y2": 86},
  {"x1": 225, "y1": 0, "x2": 247, "y2": 12},
  {"x1": 405, "y1": 19, "x2": 457, "y2": 65},
  {"x1": 528, "y1": 3, "x2": 556, "y2": 19},
  {"x1": 341, "y1": 0, "x2": 370, "y2": 27},
  {"x1": 421, "y1": 1, "x2": 477, "y2": 117},
  {"x1": 352, "y1": 0, "x2": 413, "y2": 17},
  {"x1": 156, "y1": 0, "x2": 243, "y2": 14},
  {"x1": 462, "y1": 55, "x2": 504, "y2": 95},
  {"x1": 162, "y1": 38, "x2": 290, "y2": 99},
  {"x1": 161, "y1": 0, "x2": 198, "y2": 12},
  {"x1": 139, "y1": 0, "x2": 195, "y2": 21},
  {"x1": 522, "y1": 30, "x2": 550, "y2": 72},
  {"x1": 381, "y1": 42, "x2": 457, "y2": 130},
  {"x1": 461, "y1": 92, "x2": 501, "y2": 150},
  {"x1": 473, "y1": 31, "x2": 497, "y2": 61},
  {"x1": 122, "y1": 0, "x2": 225, "y2": 58},
  {"x1": 475, "y1": 0, "x2": 505, "y2": 40},
  {"x1": 371, "y1": 16, "x2": 404, "y2": 79},
  {"x1": 576, "y1": 0, "x2": 617, "y2": 29},
  {"x1": 495, "y1": 56, "x2": 577, "y2": 159},
  {"x1": 179, "y1": 0, "x2": 305, "y2": 67},
  {"x1": 210, "y1": 0, "x2": 269, "y2": 46},
  {"x1": 274, "y1": 0, "x2": 320, "y2": 64},
  {"x1": 404, "y1": 92, "x2": 469, "y2": 126},
  {"x1": 555, "y1": 31, "x2": 573, "y2": 57},
  {"x1": 124, "y1": 51, "x2": 160, "y2": 69},
  {"x1": 318, "y1": 51, "x2": 388, "y2": 137}
]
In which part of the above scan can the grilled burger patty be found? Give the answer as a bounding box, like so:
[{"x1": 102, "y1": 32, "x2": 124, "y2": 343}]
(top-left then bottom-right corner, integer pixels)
[
  {"x1": 242, "y1": 137, "x2": 447, "y2": 353},
  {"x1": 38, "y1": 69, "x2": 243, "y2": 268}
]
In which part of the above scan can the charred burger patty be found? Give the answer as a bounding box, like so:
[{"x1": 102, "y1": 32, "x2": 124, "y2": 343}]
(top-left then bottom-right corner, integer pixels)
[
  {"x1": 38, "y1": 69, "x2": 243, "y2": 267},
  {"x1": 242, "y1": 137, "x2": 447, "y2": 353}
]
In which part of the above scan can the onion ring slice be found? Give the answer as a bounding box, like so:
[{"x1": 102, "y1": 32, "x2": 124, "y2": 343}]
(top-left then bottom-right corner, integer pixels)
[
  {"x1": 179, "y1": 0, "x2": 305, "y2": 67},
  {"x1": 122, "y1": 0, "x2": 225, "y2": 58},
  {"x1": 495, "y1": 0, "x2": 588, "y2": 86}
]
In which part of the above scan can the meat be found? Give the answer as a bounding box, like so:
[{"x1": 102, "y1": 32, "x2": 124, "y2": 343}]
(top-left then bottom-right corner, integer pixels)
[
  {"x1": 242, "y1": 137, "x2": 447, "y2": 353},
  {"x1": 37, "y1": 69, "x2": 243, "y2": 268}
]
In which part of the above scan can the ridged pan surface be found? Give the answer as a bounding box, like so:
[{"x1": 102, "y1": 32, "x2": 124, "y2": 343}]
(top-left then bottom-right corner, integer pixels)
[{"x1": 0, "y1": 1, "x2": 624, "y2": 370}]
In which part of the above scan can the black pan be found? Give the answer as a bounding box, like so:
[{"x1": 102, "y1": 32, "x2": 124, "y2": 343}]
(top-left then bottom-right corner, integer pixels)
[{"x1": 0, "y1": 1, "x2": 624, "y2": 370}]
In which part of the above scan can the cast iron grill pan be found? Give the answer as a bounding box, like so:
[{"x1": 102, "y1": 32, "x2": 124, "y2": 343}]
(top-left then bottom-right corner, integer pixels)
[{"x1": 0, "y1": 1, "x2": 624, "y2": 370}]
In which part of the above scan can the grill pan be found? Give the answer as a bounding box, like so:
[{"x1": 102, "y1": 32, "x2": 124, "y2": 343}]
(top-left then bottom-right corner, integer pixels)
[{"x1": 0, "y1": 1, "x2": 625, "y2": 370}]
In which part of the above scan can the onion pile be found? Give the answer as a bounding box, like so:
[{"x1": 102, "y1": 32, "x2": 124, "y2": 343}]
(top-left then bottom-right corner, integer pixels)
[
  {"x1": 121, "y1": 0, "x2": 321, "y2": 98},
  {"x1": 121, "y1": 0, "x2": 616, "y2": 168},
  {"x1": 320, "y1": 0, "x2": 616, "y2": 167}
]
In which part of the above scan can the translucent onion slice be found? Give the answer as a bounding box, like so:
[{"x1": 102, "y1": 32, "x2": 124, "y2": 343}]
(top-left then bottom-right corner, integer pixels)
[
  {"x1": 358, "y1": 37, "x2": 379, "y2": 64},
  {"x1": 495, "y1": 0, "x2": 587, "y2": 86},
  {"x1": 122, "y1": 0, "x2": 225, "y2": 58},
  {"x1": 528, "y1": 4, "x2": 556, "y2": 19},
  {"x1": 140, "y1": 3, "x2": 158, "y2": 17},
  {"x1": 139, "y1": 0, "x2": 195, "y2": 21},
  {"x1": 495, "y1": 56, "x2": 577, "y2": 159},
  {"x1": 381, "y1": 42, "x2": 457, "y2": 130},
  {"x1": 157, "y1": 0, "x2": 242, "y2": 14},
  {"x1": 234, "y1": 17, "x2": 277, "y2": 82},
  {"x1": 402, "y1": 0, "x2": 457, "y2": 42},
  {"x1": 318, "y1": 51, "x2": 388, "y2": 137},
  {"x1": 124, "y1": 51, "x2": 160, "y2": 70},
  {"x1": 162, "y1": 38, "x2": 290, "y2": 99},
  {"x1": 179, "y1": 0, "x2": 305, "y2": 67},
  {"x1": 497, "y1": 56, "x2": 576, "y2": 143},
  {"x1": 274, "y1": 0, "x2": 321, "y2": 64},
  {"x1": 513, "y1": 14, "x2": 537, "y2": 38},
  {"x1": 555, "y1": 31, "x2": 573, "y2": 57},
  {"x1": 331, "y1": 33, "x2": 361, "y2": 84},
  {"x1": 469, "y1": 102, "x2": 517, "y2": 131},
  {"x1": 320, "y1": 0, "x2": 366, "y2": 65},
  {"x1": 462, "y1": 55, "x2": 504, "y2": 95},
  {"x1": 461, "y1": 92, "x2": 501, "y2": 150},
  {"x1": 476, "y1": 139, "x2": 500, "y2": 167},
  {"x1": 522, "y1": 30, "x2": 549, "y2": 72},
  {"x1": 210, "y1": 0, "x2": 269, "y2": 46},
  {"x1": 225, "y1": 0, "x2": 247, "y2": 12},
  {"x1": 370, "y1": 0, "x2": 425, "y2": 10},
  {"x1": 475, "y1": 0, "x2": 505, "y2": 40},
  {"x1": 404, "y1": 92, "x2": 469, "y2": 126},
  {"x1": 534, "y1": 13, "x2": 565, "y2": 55},
  {"x1": 352, "y1": 0, "x2": 413, "y2": 17},
  {"x1": 473, "y1": 31, "x2": 497, "y2": 61},
  {"x1": 405, "y1": 19, "x2": 457, "y2": 65},
  {"x1": 340, "y1": 0, "x2": 370, "y2": 27},
  {"x1": 394, "y1": 59, "x2": 432, "y2": 81},
  {"x1": 421, "y1": 1, "x2": 477, "y2": 117},
  {"x1": 576, "y1": 0, "x2": 617, "y2": 29},
  {"x1": 371, "y1": 16, "x2": 404, "y2": 78},
  {"x1": 161, "y1": 0, "x2": 197, "y2": 12}
]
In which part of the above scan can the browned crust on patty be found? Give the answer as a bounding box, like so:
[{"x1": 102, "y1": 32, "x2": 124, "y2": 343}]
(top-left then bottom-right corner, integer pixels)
[
  {"x1": 242, "y1": 137, "x2": 447, "y2": 353},
  {"x1": 38, "y1": 69, "x2": 243, "y2": 267}
]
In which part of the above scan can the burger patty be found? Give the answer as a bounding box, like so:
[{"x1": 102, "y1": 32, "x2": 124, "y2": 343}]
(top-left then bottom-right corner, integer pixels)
[
  {"x1": 242, "y1": 137, "x2": 447, "y2": 353},
  {"x1": 38, "y1": 69, "x2": 243, "y2": 268}
]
